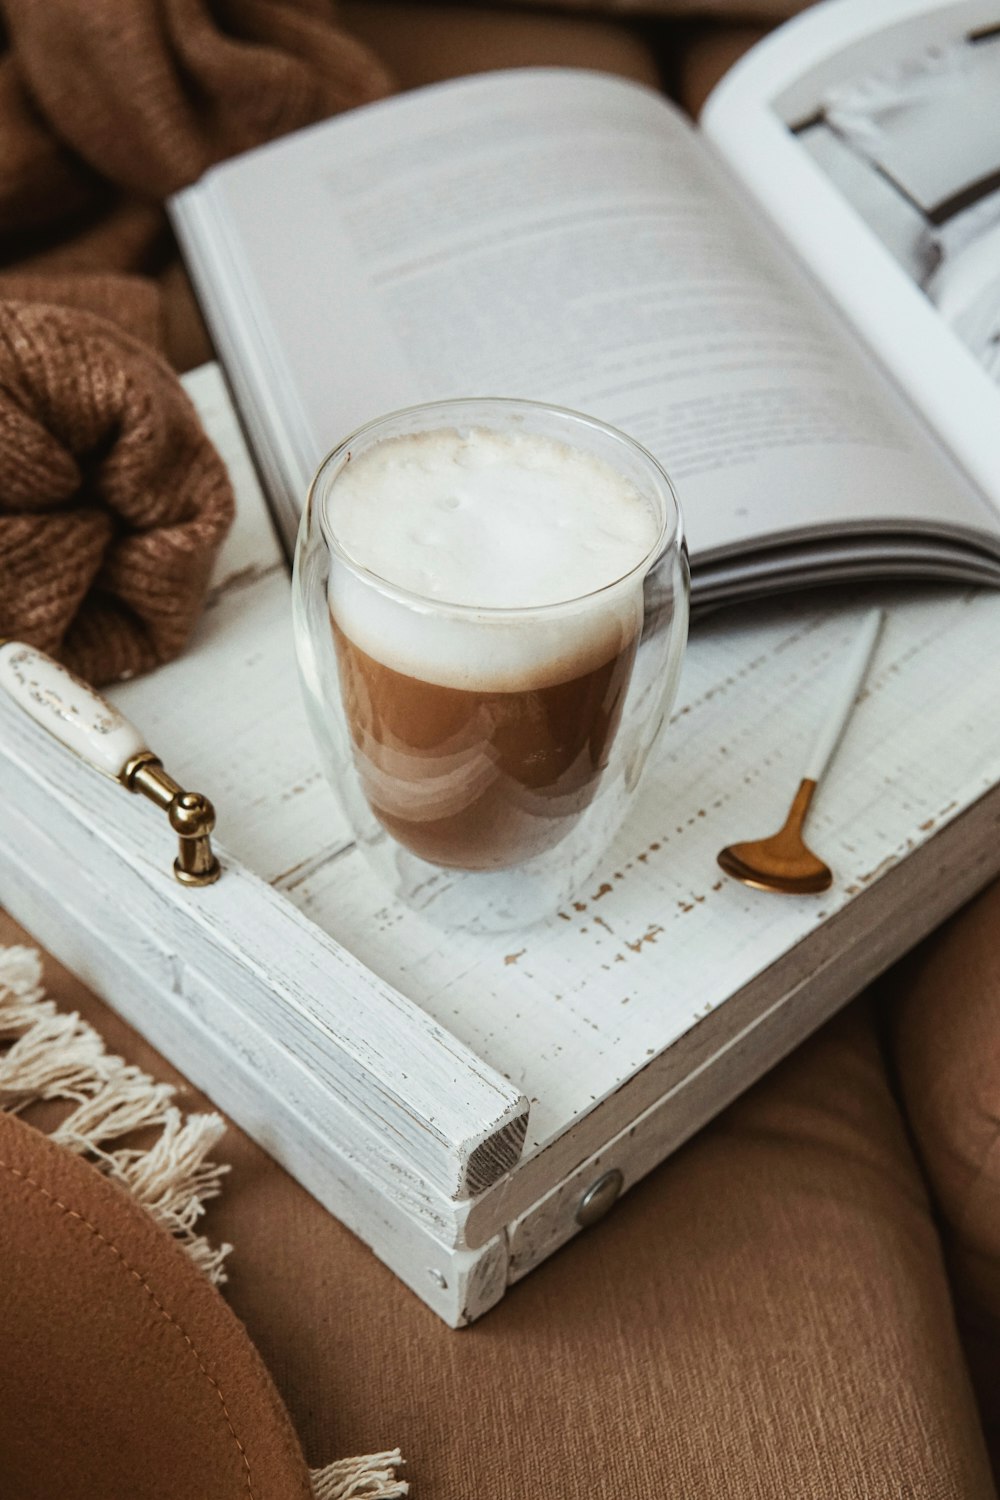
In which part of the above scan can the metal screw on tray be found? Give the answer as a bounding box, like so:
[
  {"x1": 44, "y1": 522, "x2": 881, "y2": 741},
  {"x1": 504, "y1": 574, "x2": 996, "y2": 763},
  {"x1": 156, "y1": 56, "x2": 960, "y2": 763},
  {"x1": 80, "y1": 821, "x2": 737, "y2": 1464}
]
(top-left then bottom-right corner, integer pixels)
[
  {"x1": 717, "y1": 609, "x2": 884, "y2": 895},
  {"x1": 576, "y1": 1168, "x2": 624, "y2": 1228},
  {"x1": 0, "y1": 640, "x2": 220, "y2": 888}
]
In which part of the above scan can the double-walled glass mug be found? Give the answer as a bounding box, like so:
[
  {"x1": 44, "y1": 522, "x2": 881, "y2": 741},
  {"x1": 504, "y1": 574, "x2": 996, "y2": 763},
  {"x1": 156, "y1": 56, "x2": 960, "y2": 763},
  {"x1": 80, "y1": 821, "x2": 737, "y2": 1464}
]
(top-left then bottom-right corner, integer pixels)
[{"x1": 292, "y1": 398, "x2": 689, "y2": 930}]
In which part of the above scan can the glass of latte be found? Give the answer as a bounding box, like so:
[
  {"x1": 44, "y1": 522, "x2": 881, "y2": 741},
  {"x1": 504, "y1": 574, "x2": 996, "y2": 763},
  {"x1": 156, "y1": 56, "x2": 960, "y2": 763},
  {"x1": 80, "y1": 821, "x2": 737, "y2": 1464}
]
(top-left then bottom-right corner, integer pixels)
[{"x1": 292, "y1": 399, "x2": 688, "y2": 930}]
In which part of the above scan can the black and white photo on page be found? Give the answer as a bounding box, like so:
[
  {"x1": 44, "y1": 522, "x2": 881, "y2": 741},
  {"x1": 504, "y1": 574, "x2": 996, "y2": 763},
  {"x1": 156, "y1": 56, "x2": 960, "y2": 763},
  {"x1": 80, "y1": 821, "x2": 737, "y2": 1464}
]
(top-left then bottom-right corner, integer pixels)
[{"x1": 776, "y1": 18, "x2": 1000, "y2": 384}]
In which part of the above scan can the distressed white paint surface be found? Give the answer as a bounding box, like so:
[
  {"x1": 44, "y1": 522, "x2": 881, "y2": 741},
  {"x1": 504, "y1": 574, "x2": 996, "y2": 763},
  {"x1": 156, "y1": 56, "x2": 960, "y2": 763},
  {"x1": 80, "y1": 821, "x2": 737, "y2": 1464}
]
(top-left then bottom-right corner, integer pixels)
[
  {"x1": 505, "y1": 778, "x2": 1000, "y2": 1275},
  {"x1": 1, "y1": 784, "x2": 466, "y2": 1239},
  {"x1": 457, "y1": 773, "x2": 1000, "y2": 1248},
  {"x1": 0, "y1": 710, "x2": 528, "y2": 1189}
]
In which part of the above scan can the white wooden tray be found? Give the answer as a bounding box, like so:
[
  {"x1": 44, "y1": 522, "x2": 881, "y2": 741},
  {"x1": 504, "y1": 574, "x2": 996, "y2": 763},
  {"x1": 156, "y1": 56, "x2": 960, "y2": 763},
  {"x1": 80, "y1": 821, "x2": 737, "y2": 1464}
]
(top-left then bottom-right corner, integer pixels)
[{"x1": 3, "y1": 364, "x2": 999, "y2": 1324}]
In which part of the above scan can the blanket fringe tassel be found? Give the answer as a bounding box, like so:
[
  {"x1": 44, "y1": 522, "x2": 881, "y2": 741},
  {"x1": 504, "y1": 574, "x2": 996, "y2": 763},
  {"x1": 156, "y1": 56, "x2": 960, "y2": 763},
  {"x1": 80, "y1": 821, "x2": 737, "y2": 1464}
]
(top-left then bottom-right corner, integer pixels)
[
  {"x1": 310, "y1": 1450, "x2": 408, "y2": 1498},
  {"x1": 0, "y1": 944, "x2": 231, "y2": 1282}
]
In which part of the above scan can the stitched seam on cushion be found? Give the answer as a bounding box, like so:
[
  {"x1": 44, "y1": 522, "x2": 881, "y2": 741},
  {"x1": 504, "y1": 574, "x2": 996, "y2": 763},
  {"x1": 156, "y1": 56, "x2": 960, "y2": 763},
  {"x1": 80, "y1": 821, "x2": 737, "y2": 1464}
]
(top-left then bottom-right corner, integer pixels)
[{"x1": 0, "y1": 1157, "x2": 255, "y2": 1499}]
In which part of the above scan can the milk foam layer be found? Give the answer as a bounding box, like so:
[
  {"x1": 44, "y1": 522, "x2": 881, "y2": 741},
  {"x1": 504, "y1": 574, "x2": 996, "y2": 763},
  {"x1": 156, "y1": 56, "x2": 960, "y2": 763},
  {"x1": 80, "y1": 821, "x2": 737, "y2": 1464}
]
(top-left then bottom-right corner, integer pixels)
[
  {"x1": 329, "y1": 428, "x2": 657, "y2": 607},
  {"x1": 325, "y1": 426, "x2": 661, "y2": 691}
]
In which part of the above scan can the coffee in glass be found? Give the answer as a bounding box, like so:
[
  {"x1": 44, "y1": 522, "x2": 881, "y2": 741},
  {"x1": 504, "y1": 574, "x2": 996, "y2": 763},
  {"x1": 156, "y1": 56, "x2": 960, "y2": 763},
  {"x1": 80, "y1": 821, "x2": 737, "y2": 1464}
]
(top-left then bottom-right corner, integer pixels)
[{"x1": 293, "y1": 399, "x2": 688, "y2": 929}]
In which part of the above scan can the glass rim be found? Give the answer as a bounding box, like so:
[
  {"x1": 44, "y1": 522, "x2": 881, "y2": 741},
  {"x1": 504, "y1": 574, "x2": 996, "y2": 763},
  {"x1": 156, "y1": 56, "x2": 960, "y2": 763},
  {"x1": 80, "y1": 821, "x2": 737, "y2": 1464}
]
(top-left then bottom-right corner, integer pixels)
[{"x1": 309, "y1": 397, "x2": 684, "y2": 620}]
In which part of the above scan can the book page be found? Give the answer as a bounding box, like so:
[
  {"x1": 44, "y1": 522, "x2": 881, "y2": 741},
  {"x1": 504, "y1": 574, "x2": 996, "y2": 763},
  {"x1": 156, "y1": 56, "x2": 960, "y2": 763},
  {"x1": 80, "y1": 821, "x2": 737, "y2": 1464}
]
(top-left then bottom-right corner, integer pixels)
[
  {"x1": 178, "y1": 67, "x2": 997, "y2": 579},
  {"x1": 703, "y1": 0, "x2": 1000, "y2": 513}
]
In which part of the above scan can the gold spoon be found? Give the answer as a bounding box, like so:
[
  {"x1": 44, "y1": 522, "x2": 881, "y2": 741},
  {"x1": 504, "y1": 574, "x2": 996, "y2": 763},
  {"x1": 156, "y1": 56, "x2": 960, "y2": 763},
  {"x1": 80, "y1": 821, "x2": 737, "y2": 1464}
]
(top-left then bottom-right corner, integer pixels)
[{"x1": 717, "y1": 609, "x2": 884, "y2": 895}]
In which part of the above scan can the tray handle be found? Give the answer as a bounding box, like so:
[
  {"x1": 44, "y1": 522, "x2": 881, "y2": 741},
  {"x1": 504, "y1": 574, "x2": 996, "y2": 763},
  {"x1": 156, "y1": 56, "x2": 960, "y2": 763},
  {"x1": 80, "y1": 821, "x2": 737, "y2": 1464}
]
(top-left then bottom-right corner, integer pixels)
[{"x1": 0, "y1": 640, "x2": 220, "y2": 887}]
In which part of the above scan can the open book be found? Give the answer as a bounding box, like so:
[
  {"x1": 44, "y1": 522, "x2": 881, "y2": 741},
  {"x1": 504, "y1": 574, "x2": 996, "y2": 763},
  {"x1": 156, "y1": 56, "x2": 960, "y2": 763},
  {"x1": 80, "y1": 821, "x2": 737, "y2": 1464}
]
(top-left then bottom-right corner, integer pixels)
[{"x1": 170, "y1": 0, "x2": 1000, "y2": 606}]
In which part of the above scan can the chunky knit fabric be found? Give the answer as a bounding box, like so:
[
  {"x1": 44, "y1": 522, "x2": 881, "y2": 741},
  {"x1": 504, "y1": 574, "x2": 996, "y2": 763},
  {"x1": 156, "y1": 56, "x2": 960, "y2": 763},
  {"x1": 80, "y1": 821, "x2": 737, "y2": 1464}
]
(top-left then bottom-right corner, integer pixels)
[
  {"x1": 2, "y1": 0, "x2": 391, "y2": 198},
  {"x1": 0, "y1": 0, "x2": 392, "y2": 373},
  {"x1": 0, "y1": 299, "x2": 234, "y2": 685},
  {"x1": 0, "y1": 0, "x2": 392, "y2": 298}
]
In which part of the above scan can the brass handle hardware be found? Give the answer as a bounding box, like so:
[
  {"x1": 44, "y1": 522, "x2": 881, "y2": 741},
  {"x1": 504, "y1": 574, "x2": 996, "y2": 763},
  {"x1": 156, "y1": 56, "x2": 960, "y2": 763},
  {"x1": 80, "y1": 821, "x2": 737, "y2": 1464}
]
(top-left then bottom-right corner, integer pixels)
[
  {"x1": 0, "y1": 641, "x2": 221, "y2": 888},
  {"x1": 122, "y1": 752, "x2": 221, "y2": 887}
]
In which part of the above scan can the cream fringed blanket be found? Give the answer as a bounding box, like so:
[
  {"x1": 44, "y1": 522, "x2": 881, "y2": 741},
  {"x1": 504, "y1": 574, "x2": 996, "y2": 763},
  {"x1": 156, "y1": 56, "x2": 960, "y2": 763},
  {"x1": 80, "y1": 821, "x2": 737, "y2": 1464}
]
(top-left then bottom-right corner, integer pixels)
[
  {"x1": 0, "y1": 942, "x2": 233, "y2": 1280},
  {"x1": 0, "y1": 942, "x2": 407, "y2": 1500}
]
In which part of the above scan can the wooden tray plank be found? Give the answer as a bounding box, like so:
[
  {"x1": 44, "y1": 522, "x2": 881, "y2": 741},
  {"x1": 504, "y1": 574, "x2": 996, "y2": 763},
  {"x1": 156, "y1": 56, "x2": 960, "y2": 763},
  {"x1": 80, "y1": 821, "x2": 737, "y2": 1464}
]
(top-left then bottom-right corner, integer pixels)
[
  {"x1": 466, "y1": 776, "x2": 1000, "y2": 1248},
  {"x1": 0, "y1": 833, "x2": 504, "y2": 1325},
  {"x1": 0, "y1": 703, "x2": 527, "y2": 1199}
]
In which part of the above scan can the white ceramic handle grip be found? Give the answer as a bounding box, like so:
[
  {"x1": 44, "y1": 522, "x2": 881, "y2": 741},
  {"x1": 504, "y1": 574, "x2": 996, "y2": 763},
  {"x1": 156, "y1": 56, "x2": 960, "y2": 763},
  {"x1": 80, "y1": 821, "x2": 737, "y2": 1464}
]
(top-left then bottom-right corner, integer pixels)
[
  {"x1": 803, "y1": 608, "x2": 884, "y2": 785},
  {"x1": 0, "y1": 641, "x2": 147, "y2": 781}
]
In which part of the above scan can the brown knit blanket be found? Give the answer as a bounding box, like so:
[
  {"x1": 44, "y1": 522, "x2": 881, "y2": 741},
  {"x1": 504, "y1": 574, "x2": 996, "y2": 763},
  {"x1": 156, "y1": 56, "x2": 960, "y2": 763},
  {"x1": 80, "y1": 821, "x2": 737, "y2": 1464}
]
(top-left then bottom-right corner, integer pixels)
[
  {"x1": 0, "y1": 0, "x2": 391, "y2": 365},
  {"x1": 0, "y1": 299, "x2": 238, "y2": 684},
  {"x1": 0, "y1": 0, "x2": 391, "y2": 684}
]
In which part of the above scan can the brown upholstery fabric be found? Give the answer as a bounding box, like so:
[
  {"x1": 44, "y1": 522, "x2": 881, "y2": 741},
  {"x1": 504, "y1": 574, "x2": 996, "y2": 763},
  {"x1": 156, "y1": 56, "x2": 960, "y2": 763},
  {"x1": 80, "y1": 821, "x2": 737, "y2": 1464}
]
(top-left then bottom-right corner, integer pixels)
[
  {"x1": 3, "y1": 911, "x2": 994, "y2": 1500},
  {"x1": 341, "y1": 1, "x2": 662, "y2": 89},
  {"x1": 888, "y1": 880, "x2": 1000, "y2": 1470},
  {"x1": 247, "y1": 996, "x2": 995, "y2": 1500},
  {"x1": 676, "y1": 23, "x2": 770, "y2": 114},
  {"x1": 0, "y1": 298, "x2": 234, "y2": 685},
  {"x1": 0, "y1": 1104, "x2": 312, "y2": 1500}
]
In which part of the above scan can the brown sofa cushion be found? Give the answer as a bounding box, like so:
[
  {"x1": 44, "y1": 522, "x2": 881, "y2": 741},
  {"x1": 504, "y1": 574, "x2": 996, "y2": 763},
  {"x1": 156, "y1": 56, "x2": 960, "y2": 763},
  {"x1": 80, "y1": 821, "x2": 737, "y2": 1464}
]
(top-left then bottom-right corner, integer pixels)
[
  {"x1": 0, "y1": 1105, "x2": 313, "y2": 1500},
  {"x1": 215, "y1": 986, "x2": 999, "y2": 1499},
  {"x1": 341, "y1": 0, "x2": 662, "y2": 89},
  {"x1": 677, "y1": 24, "x2": 769, "y2": 114},
  {"x1": 889, "y1": 879, "x2": 1000, "y2": 1464},
  {"x1": 2, "y1": 911, "x2": 997, "y2": 1499}
]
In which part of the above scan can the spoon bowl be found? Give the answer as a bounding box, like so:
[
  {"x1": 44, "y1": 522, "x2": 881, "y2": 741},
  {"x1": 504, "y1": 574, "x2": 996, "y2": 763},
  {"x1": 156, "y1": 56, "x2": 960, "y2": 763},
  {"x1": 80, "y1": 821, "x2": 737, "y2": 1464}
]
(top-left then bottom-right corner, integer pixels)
[{"x1": 717, "y1": 777, "x2": 833, "y2": 894}]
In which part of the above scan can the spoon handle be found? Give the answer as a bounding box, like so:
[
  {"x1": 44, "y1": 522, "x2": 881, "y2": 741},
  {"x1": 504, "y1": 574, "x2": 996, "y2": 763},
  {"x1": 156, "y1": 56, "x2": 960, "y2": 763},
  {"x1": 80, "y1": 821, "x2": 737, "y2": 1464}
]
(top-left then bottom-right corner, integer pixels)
[{"x1": 803, "y1": 608, "x2": 884, "y2": 785}]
